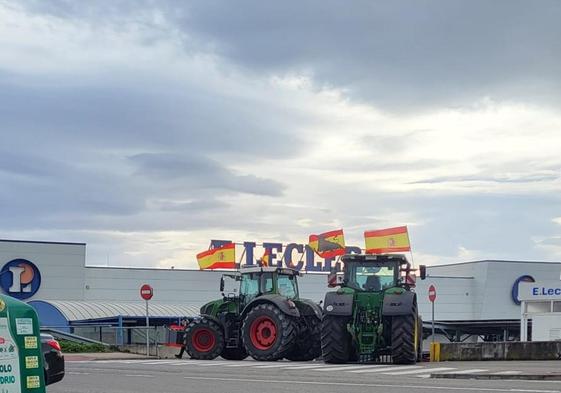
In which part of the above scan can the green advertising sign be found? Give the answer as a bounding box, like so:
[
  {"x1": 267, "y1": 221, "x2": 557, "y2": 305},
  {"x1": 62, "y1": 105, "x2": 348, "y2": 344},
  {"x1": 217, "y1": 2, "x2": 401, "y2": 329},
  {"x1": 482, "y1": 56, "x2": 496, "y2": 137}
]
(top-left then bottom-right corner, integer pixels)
[{"x1": 0, "y1": 295, "x2": 45, "y2": 393}]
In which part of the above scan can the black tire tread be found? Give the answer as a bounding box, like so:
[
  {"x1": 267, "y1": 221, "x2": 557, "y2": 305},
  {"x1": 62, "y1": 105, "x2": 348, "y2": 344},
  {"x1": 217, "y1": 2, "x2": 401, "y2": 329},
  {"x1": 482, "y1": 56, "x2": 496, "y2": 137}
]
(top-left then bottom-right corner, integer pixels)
[
  {"x1": 285, "y1": 316, "x2": 321, "y2": 361},
  {"x1": 321, "y1": 315, "x2": 351, "y2": 364},
  {"x1": 241, "y1": 303, "x2": 297, "y2": 361},
  {"x1": 391, "y1": 309, "x2": 417, "y2": 364},
  {"x1": 185, "y1": 318, "x2": 224, "y2": 360}
]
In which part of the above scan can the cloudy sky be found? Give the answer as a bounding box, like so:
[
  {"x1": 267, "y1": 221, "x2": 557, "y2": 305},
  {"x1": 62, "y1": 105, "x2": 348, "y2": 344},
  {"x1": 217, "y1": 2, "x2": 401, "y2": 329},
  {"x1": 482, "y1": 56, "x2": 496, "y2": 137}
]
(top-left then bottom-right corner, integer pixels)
[{"x1": 1, "y1": 0, "x2": 561, "y2": 269}]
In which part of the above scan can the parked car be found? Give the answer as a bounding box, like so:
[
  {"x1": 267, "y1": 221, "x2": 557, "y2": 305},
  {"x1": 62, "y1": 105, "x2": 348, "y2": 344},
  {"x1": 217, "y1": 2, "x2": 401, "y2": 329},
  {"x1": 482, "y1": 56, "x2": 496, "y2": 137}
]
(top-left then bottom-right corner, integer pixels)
[{"x1": 41, "y1": 333, "x2": 64, "y2": 385}]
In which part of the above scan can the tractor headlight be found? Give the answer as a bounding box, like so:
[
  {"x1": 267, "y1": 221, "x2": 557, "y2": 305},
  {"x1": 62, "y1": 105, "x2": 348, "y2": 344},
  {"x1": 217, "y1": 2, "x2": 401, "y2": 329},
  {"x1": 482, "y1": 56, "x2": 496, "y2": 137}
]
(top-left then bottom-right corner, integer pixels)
[{"x1": 287, "y1": 300, "x2": 296, "y2": 309}]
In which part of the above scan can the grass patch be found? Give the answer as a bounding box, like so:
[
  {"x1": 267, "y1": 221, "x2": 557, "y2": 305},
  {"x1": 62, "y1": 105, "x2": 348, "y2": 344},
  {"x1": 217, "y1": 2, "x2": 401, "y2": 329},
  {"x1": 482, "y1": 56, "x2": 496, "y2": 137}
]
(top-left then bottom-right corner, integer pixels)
[{"x1": 59, "y1": 340, "x2": 109, "y2": 353}]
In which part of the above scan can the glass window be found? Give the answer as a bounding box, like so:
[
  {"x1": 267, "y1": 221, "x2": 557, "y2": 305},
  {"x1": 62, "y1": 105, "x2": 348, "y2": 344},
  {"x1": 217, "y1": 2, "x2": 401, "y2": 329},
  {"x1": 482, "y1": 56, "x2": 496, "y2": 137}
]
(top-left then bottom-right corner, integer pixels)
[
  {"x1": 263, "y1": 273, "x2": 274, "y2": 293},
  {"x1": 553, "y1": 302, "x2": 561, "y2": 313},
  {"x1": 346, "y1": 263, "x2": 397, "y2": 291},
  {"x1": 240, "y1": 274, "x2": 259, "y2": 297},
  {"x1": 527, "y1": 301, "x2": 551, "y2": 313},
  {"x1": 277, "y1": 275, "x2": 298, "y2": 299}
]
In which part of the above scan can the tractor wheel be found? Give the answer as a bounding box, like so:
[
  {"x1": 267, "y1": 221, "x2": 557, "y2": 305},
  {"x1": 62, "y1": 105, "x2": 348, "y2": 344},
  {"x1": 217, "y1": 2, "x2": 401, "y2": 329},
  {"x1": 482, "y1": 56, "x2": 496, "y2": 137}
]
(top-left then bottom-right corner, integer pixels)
[
  {"x1": 185, "y1": 318, "x2": 224, "y2": 360},
  {"x1": 321, "y1": 315, "x2": 352, "y2": 364},
  {"x1": 221, "y1": 346, "x2": 248, "y2": 360},
  {"x1": 242, "y1": 303, "x2": 297, "y2": 361},
  {"x1": 285, "y1": 316, "x2": 321, "y2": 361},
  {"x1": 391, "y1": 310, "x2": 418, "y2": 364}
]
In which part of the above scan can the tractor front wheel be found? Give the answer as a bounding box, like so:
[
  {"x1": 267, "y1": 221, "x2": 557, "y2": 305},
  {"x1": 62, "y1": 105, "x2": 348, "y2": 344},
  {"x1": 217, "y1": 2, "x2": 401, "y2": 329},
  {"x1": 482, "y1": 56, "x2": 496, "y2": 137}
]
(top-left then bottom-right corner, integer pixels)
[
  {"x1": 321, "y1": 315, "x2": 352, "y2": 363},
  {"x1": 185, "y1": 318, "x2": 224, "y2": 360},
  {"x1": 242, "y1": 303, "x2": 297, "y2": 361},
  {"x1": 391, "y1": 311, "x2": 418, "y2": 364}
]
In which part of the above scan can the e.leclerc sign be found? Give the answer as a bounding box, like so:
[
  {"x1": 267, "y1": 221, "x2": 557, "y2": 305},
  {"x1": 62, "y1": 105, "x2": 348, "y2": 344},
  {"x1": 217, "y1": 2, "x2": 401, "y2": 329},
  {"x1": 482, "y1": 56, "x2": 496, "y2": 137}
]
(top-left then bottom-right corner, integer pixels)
[
  {"x1": 518, "y1": 280, "x2": 561, "y2": 301},
  {"x1": 210, "y1": 239, "x2": 362, "y2": 272},
  {"x1": 0, "y1": 260, "x2": 42, "y2": 300}
]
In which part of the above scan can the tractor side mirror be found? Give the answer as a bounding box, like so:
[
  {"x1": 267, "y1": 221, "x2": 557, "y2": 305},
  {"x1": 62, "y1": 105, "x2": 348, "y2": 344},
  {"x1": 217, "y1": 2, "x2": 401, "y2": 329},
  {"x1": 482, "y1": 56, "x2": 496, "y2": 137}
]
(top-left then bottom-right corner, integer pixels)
[
  {"x1": 419, "y1": 265, "x2": 427, "y2": 280},
  {"x1": 220, "y1": 276, "x2": 225, "y2": 292}
]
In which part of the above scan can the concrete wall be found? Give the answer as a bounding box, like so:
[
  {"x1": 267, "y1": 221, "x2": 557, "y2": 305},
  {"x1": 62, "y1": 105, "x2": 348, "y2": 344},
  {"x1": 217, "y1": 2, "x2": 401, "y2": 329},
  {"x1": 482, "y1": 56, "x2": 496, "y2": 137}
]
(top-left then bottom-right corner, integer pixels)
[{"x1": 439, "y1": 341, "x2": 561, "y2": 361}]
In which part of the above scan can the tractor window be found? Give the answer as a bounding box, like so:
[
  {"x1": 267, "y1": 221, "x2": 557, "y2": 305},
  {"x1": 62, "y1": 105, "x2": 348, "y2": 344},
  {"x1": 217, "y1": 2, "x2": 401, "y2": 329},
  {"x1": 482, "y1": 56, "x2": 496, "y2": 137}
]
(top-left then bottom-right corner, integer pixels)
[
  {"x1": 346, "y1": 264, "x2": 397, "y2": 292},
  {"x1": 240, "y1": 274, "x2": 259, "y2": 298},
  {"x1": 262, "y1": 272, "x2": 274, "y2": 293},
  {"x1": 277, "y1": 275, "x2": 298, "y2": 299}
]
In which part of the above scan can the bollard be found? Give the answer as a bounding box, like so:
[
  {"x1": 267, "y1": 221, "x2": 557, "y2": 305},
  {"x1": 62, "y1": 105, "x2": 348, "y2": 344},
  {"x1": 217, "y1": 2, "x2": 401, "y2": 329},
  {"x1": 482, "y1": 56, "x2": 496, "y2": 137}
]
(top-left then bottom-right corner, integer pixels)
[
  {"x1": 430, "y1": 342, "x2": 441, "y2": 362},
  {"x1": 0, "y1": 295, "x2": 46, "y2": 393}
]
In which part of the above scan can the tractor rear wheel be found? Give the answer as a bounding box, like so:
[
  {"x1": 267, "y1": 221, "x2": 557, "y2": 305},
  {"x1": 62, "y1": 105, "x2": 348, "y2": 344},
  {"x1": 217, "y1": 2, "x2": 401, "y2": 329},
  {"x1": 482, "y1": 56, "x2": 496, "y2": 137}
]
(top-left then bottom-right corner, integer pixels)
[
  {"x1": 416, "y1": 316, "x2": 423, "y2": 362},
  {"x1": 185, "y1": 318, "x2": 224, "y2": 360},
  {"x1": 321, "y1": 315, "x2": 352, "y2": 363},
  {"x1": 242, "y1": 303, "x2": 297, "y2": 361},
  {"x1": 391, "y1": 310, "x2": 418, "y2": 364},
  {"x1": 285, "y1": 316, "x2": 321, "y2": 361},
  {"x1": 221, "y1": 346, "x2": 248, "y2": 360}
]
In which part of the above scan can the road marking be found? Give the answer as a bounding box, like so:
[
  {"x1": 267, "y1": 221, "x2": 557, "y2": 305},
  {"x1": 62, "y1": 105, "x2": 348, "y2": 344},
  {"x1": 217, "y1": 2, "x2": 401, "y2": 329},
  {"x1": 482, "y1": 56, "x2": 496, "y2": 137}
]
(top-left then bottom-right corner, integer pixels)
[
  {"x1": 124, "y1": 374, "x2": 153, "y2": 378},
  {"x1": 444, "y1": 369, "x2": 489, "y2": 375},
  {"x1": 68, "y1": 371, "x2": 91, "y2": 375},
  {"x1": 223, "y1": 363, "x2": 254, "y2": 367},
  {"x1": 315, "y1": 365, "x2": 392, "y2": 372},
  {"x1": 349, "y1": 365, "x2": 422, "y2": 373},
  {"x1": 383, "y1": 367, "x2": 456, "y2": 375},
  {"x1": 280, "y1": 364, "x2": 336, "y2": 370},
  {"x1": 494, "y1": 371, "x2": 523, "y2": 375},
  {"x1": 182, "y1": 376, "x2": 561, "y2": 393}
]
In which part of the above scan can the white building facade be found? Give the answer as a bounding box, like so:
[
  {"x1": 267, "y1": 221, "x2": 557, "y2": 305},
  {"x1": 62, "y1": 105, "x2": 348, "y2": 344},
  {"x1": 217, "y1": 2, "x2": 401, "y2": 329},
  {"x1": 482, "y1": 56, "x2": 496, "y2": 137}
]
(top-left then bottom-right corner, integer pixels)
[{"x1": 1, "y1": 239, "x2": 560, "y2": 342}]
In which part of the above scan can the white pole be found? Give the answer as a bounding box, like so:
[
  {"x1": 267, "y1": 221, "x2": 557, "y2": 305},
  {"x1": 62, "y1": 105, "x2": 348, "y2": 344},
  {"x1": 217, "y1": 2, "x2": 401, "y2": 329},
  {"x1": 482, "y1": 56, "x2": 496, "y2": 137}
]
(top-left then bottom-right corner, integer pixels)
[
  {"x1": 431, "y1": 300, "x2": 435, "y2": 343},
  {"x1": 146, "y1": 299, "x2": 150, "y2": 356},
  {"x1": 520, "y1": 300, "x2": 526, "y2": 342}
]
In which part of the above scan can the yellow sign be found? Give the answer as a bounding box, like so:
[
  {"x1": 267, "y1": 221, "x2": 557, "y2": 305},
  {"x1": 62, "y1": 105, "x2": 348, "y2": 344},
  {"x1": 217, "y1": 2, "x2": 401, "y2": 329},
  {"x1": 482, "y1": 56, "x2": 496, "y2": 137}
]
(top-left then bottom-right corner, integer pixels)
[
  {"x1": 27, "y1": 375, "x2": 41, "y2": 388},
  {"x1": 25, "y1": 336, "x2": 38, "y2": 349},
  {"x1": 25, "y1": 355, "x2": 39, "y2": 369}
]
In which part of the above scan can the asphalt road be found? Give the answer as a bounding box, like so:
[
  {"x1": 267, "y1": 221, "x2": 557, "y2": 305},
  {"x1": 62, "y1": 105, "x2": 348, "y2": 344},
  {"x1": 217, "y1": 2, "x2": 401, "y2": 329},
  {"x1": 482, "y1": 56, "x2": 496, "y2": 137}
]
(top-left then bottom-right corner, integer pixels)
[{"x1": 49, "y1": 359, "x2": 561, "y2": 393}]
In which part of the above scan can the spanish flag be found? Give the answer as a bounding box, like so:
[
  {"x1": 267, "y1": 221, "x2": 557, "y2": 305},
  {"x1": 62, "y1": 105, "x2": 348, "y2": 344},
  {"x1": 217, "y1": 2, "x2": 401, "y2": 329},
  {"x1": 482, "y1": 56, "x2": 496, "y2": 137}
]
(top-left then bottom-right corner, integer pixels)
[
  {"x1": 364, "y1": 226, "x2": 411, "y2": 254},
  {"x1": 196, "y1": 243, "x2": 236, "y2": 270},
  {"x1": 260, "y1": 248, "x2": 271, "y2": 267},
  {"x1": 309, "y1": 229, "x2": 346, "y2": 259}
]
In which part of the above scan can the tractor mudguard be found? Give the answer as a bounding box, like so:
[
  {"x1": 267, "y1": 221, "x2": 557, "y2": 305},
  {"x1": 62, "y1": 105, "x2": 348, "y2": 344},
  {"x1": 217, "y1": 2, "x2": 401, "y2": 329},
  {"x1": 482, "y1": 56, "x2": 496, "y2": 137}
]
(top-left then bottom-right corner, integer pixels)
[
  {"x1": 198, "y1": 313, "x2": 223, "y2": 327},
  {"x1": 323, "y1": 292, "x2": 354, "y2": 316},
  {"x1": 295, "y1": 298, "x2": 323, "y2": 319},
  {"x1": 241, "y1": 295, "x2": 301, "y2": 318},
  {"x1": 382, "y1": 291, "x2": 416, "y2": 316}
]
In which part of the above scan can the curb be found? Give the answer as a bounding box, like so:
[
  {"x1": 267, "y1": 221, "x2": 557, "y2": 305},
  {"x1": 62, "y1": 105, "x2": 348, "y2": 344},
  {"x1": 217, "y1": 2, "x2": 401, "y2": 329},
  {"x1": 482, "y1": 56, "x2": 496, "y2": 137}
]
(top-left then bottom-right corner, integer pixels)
[{"x1": 431, "y1": 373, "x2": 561, "y2": 381}]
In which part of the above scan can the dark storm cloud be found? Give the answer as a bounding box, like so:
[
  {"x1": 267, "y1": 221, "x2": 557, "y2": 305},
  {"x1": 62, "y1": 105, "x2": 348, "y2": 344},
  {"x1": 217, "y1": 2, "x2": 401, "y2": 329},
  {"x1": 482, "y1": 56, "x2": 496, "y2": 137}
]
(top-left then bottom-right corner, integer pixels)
[
  {"x1": 178, "y1": 0, "x2": 561, "y2": 109},
  {"x1": 130, "y1": 153, "x2": 284, "y2": 196}
]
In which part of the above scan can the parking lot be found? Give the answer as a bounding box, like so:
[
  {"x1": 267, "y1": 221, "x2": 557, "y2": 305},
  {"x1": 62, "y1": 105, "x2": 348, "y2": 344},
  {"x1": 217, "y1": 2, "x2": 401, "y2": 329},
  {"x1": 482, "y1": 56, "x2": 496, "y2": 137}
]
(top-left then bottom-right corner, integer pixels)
[{"x1": 50, "y1": 358, "x2": 561, "y2": 393}]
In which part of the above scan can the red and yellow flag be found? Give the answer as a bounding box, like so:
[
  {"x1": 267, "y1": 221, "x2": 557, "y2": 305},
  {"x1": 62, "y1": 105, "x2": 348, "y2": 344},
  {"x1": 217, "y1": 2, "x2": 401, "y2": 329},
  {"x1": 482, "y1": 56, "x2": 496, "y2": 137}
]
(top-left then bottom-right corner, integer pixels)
[
  {"x1": 364, "y1": 226, "x2": 411, "y2": 254},
  {"x1": 196, "y1": 243, "x2": 236, "y2": 270},
  {"x1": 309, "y1": 229, "x2": 346, "y2": 259},
  {"x1": 260, "y1": 248, "x2": 271, "y2": 267}
]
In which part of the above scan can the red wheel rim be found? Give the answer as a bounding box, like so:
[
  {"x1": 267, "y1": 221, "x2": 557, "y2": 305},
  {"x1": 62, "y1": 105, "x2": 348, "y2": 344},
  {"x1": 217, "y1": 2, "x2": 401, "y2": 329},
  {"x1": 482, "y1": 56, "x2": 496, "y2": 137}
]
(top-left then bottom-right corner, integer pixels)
[
  {"x1": 192, "y1": 328, "x2": 216, "y2": 352},
  {"x1": 249, "y1": 316, "x2": 277, "y2": 350}
]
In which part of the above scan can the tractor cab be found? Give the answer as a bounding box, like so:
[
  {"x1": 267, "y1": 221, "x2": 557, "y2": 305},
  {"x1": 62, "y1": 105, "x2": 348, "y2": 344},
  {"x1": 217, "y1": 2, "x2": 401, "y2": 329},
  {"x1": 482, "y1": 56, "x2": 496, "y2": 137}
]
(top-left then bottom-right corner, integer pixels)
[
  {"x1": 220, "y1": 267, "x2": 300, "y2": 310},
  {"x1": 329, "y1": 254, "x2": 425, "y2": 291}
]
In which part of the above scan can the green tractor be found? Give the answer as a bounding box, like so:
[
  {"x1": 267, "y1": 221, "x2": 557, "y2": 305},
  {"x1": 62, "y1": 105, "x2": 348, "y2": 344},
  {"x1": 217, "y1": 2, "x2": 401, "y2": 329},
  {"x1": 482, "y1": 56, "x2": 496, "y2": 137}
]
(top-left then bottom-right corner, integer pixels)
[
  {"x1": 321, "y1": 254, "x2": 426, "y2": 364},
  {"x1": 185, "y1": 266, "x2": 322, "y2": 361}
]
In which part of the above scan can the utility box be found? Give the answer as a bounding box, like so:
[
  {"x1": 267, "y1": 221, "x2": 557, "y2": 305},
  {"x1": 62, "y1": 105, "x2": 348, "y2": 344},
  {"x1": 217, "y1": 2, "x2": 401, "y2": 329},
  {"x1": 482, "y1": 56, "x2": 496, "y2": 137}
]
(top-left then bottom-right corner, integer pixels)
[{"x1": 0, "y1": 295, "x2": 46, "y2": 393}]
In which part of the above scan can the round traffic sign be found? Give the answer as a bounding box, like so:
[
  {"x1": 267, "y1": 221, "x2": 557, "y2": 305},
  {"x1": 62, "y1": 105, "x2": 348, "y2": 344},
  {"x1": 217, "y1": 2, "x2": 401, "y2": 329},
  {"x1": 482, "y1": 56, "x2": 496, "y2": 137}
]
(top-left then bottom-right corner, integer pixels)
[
  {"x1": 428, "y1": 284, "x2": 437, "y2": 303},
  {"x1": 140, "y1": 284, "x2": 153, "y2": 300}
]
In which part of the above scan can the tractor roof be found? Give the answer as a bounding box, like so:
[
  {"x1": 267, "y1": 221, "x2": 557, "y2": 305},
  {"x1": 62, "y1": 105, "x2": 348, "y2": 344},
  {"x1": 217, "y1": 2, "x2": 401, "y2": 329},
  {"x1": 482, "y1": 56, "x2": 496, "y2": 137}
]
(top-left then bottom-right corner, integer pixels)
[
  {"x1": 239, "y1": 266, "x2": 301, "y2": 276},
  {"x1": 341, "y1": 254, "x2": 409, "y2": 264}
]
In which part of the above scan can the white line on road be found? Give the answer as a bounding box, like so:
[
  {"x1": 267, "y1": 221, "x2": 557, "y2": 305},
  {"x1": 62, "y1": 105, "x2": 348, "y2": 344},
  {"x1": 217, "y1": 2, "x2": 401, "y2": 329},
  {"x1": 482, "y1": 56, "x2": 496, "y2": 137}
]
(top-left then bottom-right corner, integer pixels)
[
  {"x1": 349, "y1": 365, "x2": 422, "y2": 373},
  {"x1": 383, "y1": 367, "x2": 456, "y2": 375},
  {"x1": 494, "y1": 371, "x2": 523, "y2": 375},
  {"x1": 124, "y1": 374, "x2": 153, "y2": 378},
  {"x1": 314, "y1": 365, "x2": 392, "y2": 372},
  {"x1": 445, "y1": 369, "x2": 489, "y2": 375},
  {"x1": 182, "y1": 376, "x2": 561, "y2": 393},
  {"x1": 280, "y1": 364, "x2": 339, "y2": 370}
]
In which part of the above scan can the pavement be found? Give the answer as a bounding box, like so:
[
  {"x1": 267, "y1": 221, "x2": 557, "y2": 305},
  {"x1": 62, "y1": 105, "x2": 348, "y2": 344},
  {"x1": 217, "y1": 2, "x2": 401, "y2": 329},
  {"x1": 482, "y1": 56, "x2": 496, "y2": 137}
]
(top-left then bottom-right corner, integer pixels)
[{"x1": 47, "y1": 358, "x2": 561, "y2": 393}]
